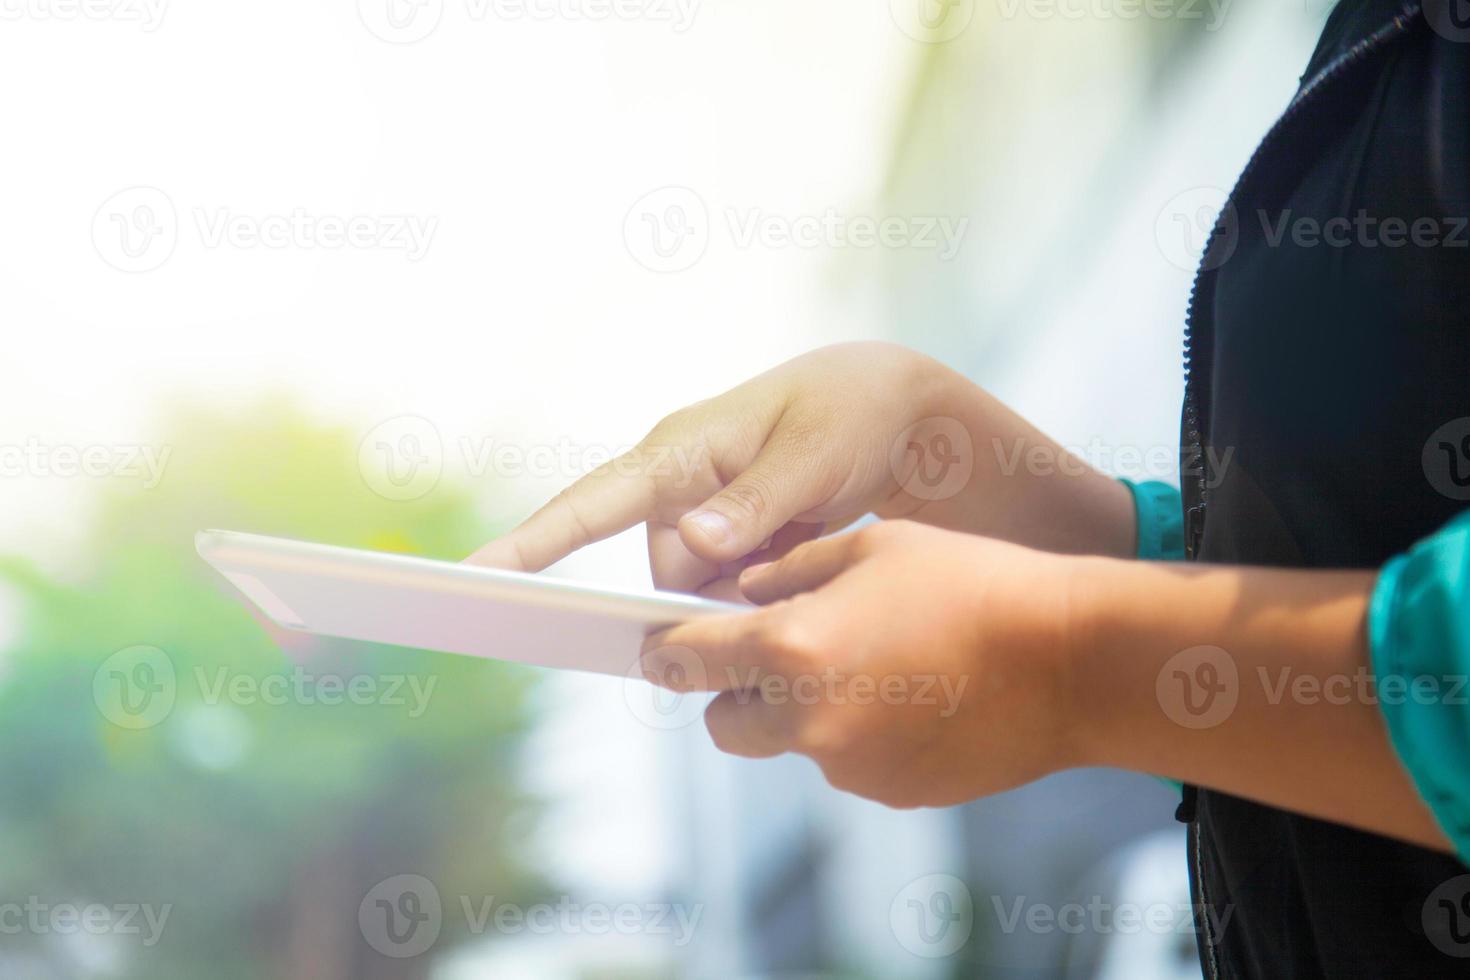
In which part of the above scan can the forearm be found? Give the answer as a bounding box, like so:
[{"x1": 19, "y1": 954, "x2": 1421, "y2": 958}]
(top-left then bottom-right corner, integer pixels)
[
  {"x1": 1067, "y1": 556, "x2": 1452, "y2": 852},
  {"x1": 913, "y1": 367, "x2": 1137, "y2": 559}
]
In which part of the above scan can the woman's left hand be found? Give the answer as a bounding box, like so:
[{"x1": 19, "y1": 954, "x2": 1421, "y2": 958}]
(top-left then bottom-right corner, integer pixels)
[{"x1": 641, "y1": 520, "x2": 1085, "y2": 808}]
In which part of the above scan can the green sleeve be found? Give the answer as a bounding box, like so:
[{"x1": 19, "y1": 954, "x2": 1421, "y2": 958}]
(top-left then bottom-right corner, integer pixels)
[
  {"x1": 1120, "y1": 479, "x2": 1186, "y2": 561},
  {"x1": 1370, "y1": 509, "x2": 1470, "y2": 861}
]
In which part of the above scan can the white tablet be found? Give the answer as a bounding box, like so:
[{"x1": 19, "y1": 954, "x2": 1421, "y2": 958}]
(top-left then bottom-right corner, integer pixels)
[{"x1": 196, "y1": 530, "x2": 745, "y2": 676}]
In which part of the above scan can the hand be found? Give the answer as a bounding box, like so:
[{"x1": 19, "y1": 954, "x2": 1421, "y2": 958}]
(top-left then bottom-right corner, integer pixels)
[
  {"x1": 641, "y1": 520, "x2": 1083, "y2": 808},
  {"x1": 467, "y1": 342, "x2": 979, "y2": 598},
  {"x1": 467, "y1": 343, "x2": 1135, "y2": 599}
]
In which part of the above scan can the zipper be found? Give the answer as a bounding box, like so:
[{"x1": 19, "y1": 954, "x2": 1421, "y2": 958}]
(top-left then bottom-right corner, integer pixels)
[
  {"x1": 1191, "y1": 820, "x2": 1222, "y2": 980},
  {"x1": 1179, "y1": 1, "x2": 1423, "y2": 561},
  {"x1": 1176, "y1": 7, "x2": 1424, "y2": 975}
]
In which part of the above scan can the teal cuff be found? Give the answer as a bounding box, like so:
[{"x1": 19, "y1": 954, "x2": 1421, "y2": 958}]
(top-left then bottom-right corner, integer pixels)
[
  {"x1": 1120, "y1": 480, "x2": 1187, "y2": 797},
  {"x1": 1370, "y1": 509, "x2": 1470, "y2": 862},
  {"x1": 1120, "y1": 479, "x2": 1186, "y2": 562}
]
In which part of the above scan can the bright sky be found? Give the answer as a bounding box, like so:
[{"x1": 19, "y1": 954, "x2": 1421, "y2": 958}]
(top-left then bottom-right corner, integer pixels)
[{"x1": 0, "y1": 0, "x2": 912, "y2": 565}]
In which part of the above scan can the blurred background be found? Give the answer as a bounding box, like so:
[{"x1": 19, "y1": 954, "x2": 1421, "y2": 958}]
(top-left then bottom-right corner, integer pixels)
[{"x1": 0, "y1": 0, "x2": 1337, "y2": 976}]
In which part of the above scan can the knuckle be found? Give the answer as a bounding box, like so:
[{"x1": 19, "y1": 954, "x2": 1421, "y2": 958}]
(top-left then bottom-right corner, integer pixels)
[
  {"x1": 773, "y1": 413, "x2": 828, "y2": 458},
  {"x1": 796, "y1": 719, "x2": 842, "y2": 758},
  {"x1": 856, "y1": 519, "x2": 911, "y2": 551},
  {"x1": 647, "y1": 407, "x2": 691, "y2": 441},
  {"x1": 852, "y1": 522, "x2": 888, "y2": 554},
  {"x1": 812, "y1": 748, "x2": 861, "y2": 791},
  {"x1": 757, "y1": 614, "x2": 819, "y2": 672},
  {"x1": 555, "y1": 487, "x2": 597, "y2": 546},
  {"x1": 648, "y1": 399, "x2": 718, "y2": 442},
  {"x1": 720, "y1": 470, "x2": 779, "y2": 520}
]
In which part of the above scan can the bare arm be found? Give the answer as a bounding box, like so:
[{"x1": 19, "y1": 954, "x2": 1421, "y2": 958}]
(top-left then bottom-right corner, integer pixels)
[{"x1": 1072, "y1": 556, "x2": 1451, "y2": 851}]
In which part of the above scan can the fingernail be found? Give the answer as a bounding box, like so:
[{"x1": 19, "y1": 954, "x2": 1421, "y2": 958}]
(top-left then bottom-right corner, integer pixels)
[
  {"x1": 740, "y1": 561, "x2": 773, "y2": 583},
  {"x1": 685, "y1": 510, "x2": 733, "y2": 545}
]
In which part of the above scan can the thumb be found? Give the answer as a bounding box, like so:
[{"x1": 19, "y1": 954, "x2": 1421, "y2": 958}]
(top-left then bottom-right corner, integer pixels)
[{"x1": 677, "y1": 436, "x2": 829, "y2": 563}]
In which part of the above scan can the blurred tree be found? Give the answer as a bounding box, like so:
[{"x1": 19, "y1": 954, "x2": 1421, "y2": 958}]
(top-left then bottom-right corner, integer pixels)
[{"x1": 0, "y1": 401, "x2": 546, "y2": 980}]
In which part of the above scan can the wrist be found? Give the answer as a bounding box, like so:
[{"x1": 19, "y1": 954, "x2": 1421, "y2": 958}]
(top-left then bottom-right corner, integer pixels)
[
  {"x1": 1057, "y1": 553, "x2": 1143, "y2": 770},
  {"x1": 903, "y1": 346, "x2": 973, "y2": 423}
]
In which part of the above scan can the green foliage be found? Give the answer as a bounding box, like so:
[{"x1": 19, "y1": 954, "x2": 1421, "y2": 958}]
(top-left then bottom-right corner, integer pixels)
[{"x1": 0, "y1": 402, "x2": 545, "y2": 979}]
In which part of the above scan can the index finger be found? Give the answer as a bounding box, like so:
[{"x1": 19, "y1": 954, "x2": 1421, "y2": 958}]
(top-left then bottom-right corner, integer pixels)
[{"x1": 465, "y1": 453, "x2": 659, "y2": 571}]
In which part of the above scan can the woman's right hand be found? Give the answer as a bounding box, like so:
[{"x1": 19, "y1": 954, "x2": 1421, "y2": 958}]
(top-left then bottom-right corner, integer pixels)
[{"x1": 466, "y1": 342, "x2": 1134, "y2": 598}]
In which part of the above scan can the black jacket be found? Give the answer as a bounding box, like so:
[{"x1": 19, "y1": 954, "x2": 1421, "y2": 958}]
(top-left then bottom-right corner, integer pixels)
[{"x1": 1179, "y1": 0, "x2": 1470, "y2": 976}]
